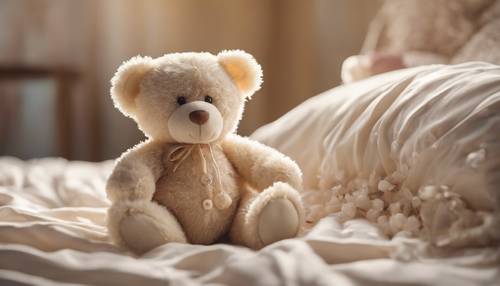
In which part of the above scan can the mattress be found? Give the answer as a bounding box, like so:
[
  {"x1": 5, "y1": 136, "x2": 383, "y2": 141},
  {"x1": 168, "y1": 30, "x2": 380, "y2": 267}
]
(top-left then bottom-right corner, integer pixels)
[{"x1": 0, "y1": 156, "x2": 498, "y2": 286}]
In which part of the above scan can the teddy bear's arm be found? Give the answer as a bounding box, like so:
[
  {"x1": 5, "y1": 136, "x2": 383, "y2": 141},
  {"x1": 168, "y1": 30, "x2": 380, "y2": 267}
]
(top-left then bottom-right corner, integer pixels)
[
  {"x1": 106, "y1": 141, "x2": 165, "y2": 202},
  {"x1": 222, "y1": 134, "x2": 302, "y2": 191}
]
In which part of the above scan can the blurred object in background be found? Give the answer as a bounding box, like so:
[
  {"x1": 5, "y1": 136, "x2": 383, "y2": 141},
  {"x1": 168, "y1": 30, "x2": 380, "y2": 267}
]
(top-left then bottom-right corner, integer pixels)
[
  {"x1": 0, "y1": 0, "x2": 381, "y2": 161},
  {"x1": 0, "y1": 66, "x2": 79, "y2": 159},
  {"x1": 342, "y1": 0, "x2": 500, "y2": 83}
]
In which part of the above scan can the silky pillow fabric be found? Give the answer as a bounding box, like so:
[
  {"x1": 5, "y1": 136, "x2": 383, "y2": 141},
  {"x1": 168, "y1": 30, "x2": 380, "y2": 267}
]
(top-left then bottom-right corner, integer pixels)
[{"x1": 252, "y1": 62, "x2": 500, "y2": 246}]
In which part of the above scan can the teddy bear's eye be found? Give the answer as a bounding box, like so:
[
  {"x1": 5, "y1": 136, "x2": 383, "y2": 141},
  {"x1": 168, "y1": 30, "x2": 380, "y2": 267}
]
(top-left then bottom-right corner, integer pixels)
[
  {"x1": 204, "y1": 95, "x2": 213, "y2": 104},
  {"x1": 177, "y1": 96, "x2": 187, "y2": 106}
]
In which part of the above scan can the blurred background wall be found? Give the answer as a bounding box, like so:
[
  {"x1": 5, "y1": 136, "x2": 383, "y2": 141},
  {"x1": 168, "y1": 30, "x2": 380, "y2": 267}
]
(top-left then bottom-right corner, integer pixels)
[{"x1": 0, "y1": 0, "x2": 381, "y2": 161}]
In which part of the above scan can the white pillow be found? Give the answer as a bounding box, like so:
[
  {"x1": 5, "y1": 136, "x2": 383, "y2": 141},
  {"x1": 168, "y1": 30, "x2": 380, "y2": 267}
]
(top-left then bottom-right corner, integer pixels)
[{"x1": 252, "y1": 62, "x2": 500, "y2": 247}]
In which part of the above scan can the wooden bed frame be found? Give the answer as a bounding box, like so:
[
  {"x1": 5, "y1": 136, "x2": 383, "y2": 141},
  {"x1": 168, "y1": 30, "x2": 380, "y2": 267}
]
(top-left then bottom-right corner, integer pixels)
[{"x1": 0, "y1": 65, "x2": 79, "y2": 159}]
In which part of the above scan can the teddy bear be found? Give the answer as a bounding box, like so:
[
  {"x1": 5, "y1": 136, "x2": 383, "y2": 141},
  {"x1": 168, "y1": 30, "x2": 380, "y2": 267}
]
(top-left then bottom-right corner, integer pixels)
[{"x1": 105, "y1": 50, "x2": 304, "y2": 254}]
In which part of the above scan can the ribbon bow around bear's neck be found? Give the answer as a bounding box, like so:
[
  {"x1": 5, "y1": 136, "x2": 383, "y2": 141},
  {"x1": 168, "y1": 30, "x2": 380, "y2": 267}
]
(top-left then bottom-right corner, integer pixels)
[{"x1": 167, "y1": 144, "x2": 232, "y2": 211}]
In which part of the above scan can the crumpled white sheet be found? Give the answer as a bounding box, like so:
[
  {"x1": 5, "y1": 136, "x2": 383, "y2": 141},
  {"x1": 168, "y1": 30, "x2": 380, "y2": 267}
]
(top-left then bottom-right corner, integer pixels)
[{"x1": 0, "y1": 157, "x2": 499, "y2": 286}]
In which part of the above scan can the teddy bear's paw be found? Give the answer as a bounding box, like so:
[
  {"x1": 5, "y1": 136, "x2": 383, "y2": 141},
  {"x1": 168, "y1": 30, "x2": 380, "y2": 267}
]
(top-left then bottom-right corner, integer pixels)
[
  {"x1": 108, "y1": 200, "x2": 187, "y2": 254},
  {"x1": 229, "y1": 182, "x2": 304, "y2": 248},
  {"x1": 258, "y1": 198, "x2": 300, "y2": 246},
  {"x1": 119, "y1": 213, "x2": 168, "y2": 254}
]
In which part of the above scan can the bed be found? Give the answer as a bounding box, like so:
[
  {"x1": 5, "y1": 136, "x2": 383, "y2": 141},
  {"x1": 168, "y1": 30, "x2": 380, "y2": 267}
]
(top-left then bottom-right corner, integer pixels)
[{"x1": 1, "y1": 62, "x2": 499, "y2": 286}]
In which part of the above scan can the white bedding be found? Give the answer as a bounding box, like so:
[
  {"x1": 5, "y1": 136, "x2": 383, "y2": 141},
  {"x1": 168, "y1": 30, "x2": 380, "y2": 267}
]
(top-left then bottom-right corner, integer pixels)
[
  {"x1": 1, "y1": 62, "x2": 500, "y2": 286},
  {"x1": 0, "y1": 157, "x2": 498, "y2": 286}
]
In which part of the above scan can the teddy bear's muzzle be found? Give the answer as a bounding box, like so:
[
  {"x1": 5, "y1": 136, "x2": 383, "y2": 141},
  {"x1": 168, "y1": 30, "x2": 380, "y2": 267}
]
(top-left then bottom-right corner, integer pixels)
[{"x1": 168, "y1": 101, "x2": 223, "y2": 144}]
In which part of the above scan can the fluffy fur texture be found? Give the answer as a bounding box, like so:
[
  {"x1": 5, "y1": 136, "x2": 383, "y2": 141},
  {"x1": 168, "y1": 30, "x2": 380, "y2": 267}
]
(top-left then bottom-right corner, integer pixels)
[
  {"x1": 111, "y1": 55, "x2": 154, "y2": 116},
  {"x1": 106, "y1": 50, "x2": 304, "y2": 254},
  {"x1": 108, "y1": 200, "x2": 187, "y2": 253},
  {"x1": 218, "y1": 50, "x2": 263, "y2": 97},
  {"x1": 230, "y1": 182, "x2": 303, "y2": 249}
]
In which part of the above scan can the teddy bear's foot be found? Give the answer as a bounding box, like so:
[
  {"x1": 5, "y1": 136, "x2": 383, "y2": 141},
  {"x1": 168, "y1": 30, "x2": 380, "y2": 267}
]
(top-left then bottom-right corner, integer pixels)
[
  {"x1": 230, "y1": 182, "x2": 304, "y2": 249},
  {"x1": 258, "y1": 197, "x2": 299, "y2": 245},
  {"x1": 118, "y1": 213, "x2": 169, "y2": 254},
  {"x1": 108, "y1": 200, "x2": 187, "y2": 254}
]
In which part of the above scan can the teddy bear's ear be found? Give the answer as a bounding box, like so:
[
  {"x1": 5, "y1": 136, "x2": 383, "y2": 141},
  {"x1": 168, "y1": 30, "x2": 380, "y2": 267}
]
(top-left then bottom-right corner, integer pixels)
[
  {"x1": 110, "y1": 55, "x2": 155, "y2": 116},
  {"x1": 217, "y1": 50, "x2": 263, "y2": 98}
]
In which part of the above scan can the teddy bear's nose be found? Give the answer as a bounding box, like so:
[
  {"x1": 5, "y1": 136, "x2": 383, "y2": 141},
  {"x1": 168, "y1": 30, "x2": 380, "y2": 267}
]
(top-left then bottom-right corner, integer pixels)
[{"x1": 189, "y1": 110, "x2": 210, "y2": 125}]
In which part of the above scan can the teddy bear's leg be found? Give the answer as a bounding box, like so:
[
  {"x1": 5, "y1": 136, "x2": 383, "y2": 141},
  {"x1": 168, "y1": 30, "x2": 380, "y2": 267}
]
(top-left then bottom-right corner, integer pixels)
[
  {"x1": 108, "y1": 200, "x2": 187, "y2": 254},
  {"x1": 230, "y1": 182, "x2": 304, "y2": 249}
]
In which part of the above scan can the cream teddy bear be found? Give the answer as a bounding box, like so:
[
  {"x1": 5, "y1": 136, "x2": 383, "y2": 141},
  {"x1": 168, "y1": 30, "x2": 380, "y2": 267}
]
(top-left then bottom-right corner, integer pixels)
[{"x1": 106, "y1": 50, "x2": 304, "y2": 254}]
